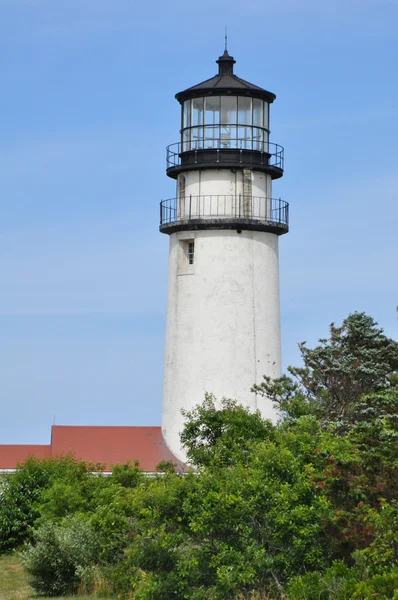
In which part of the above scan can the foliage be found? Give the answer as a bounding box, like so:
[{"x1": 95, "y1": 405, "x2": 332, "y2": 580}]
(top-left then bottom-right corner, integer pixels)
[
  {"x1": 287, "y1": 561, "x2": 398, "y2": 599},
  {"x1": 353, "y1": 500, "x2": 398, "y2": 573},
  {"x1": 108, "y1": 459, "x2": 145, "y2": 488},
  {"x1": 1, "y1": 311, "x2": 397, "y2": 599},
  {"x1": 252, "y1": 374, "x2": 315, "y2": 421},
  {"x1": 89, "y1": 484, "x2": 138, "y2": 564},
  {"x1": 107, "y1": 415, "x2": 335, "y2": 600},
  {"x1": 254, "y1": 312, "x2": 398, "y2": 424},
  {"x1": 0, "y1": 455, "x2": 102, "y2": 553},
  {"x1": 0, "y1": 554, "x2": 101, "y2": 600},
  {"x1": 180, "y1": 393, "x2": 275, "y2": 467},
  {"x1": 22, "y1": 517, "x2": 100, "y2": 596},
  {"x1": 156, "y1": 460, "x2": 177, "y2": 473}
]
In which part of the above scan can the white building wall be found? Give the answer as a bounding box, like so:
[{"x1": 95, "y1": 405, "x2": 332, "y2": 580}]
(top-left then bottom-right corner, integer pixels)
[{"x1": 162, "y1": 227, "x2": 281, "y2": 463}]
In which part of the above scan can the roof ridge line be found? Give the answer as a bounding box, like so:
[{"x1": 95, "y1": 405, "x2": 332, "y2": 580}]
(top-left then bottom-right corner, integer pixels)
[{"x1": 51, "y1": 425, "x2": 162, "y2": 429}]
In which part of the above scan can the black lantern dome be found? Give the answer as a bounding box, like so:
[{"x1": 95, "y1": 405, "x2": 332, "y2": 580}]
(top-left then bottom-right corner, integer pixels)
[
  {"x1": 166, "y1": 50, "x2": 284, "y2": 180},
  {"x1": 175, "y1": 50, "x2": 276, "y2": 104}
]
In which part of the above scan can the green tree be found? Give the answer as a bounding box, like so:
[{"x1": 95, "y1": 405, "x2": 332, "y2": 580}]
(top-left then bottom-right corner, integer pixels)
[
  {"x1": 108, "y1": 460, "x2": 145, "y2": 488},
  {"x1": 254, "y1": 312, "x2": 398, "y2": 424},
  {"x1": 0, "y1": 455, "x2": 102, "y2": 553},
  {"x1": 118, "y1": 404, "x2": 334, "y2": 600},
  {"x1": 9, "y1": 311, "x2": 398, "y2": 599},
  {"x1": 180, "y1": 393, "x2": 275, "y2": 467}
]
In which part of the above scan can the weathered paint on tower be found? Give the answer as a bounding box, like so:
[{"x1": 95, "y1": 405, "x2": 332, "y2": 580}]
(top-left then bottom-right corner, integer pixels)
[{"x1": 160, "y1": 50, "x2": 288, "y2": 463}]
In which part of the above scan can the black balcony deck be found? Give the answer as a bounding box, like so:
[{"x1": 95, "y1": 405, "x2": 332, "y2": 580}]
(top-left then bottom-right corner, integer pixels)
[
  {"x1": 166, "y1": 141, "x2": 284, "y2": 180},
  {"x1": 159, "y1": 196, "x2": 289, "y2": 235}
]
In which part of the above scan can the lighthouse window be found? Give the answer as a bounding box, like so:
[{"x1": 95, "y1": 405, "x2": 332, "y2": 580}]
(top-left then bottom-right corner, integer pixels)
[
  {"x1": 221, "y1": 96, "x2": 237, "y2": 125},
  {"x1": 204, "y1": 97, "x2": 221, "y2": 148},
  {"x1": 205, "y1": 97, "x2": 220, "y2": 125},
  {"x1": 263, "y1": 102, "x2": 270, "y2": 131},
  {"x1": 191, "y1": 98, "x2": 204, "y2": 148},
  {"x1": 181, "y1": 95, "x2": 269, "y2": 152},
  {"x1": 253, "y1": 99, "x2": 264, "y2": 151},
  {"x1": 183, "y1": 100, "x2": 191, "y2": 128},
  {"x1": 192, "y1": 97, "x2": 204, "y2": 126},
  {"x1": 183, "y1": 100, "x2": 191, "y2": 151},
  {"x1": 238, "y1": 97, "x2": 251, "y2": 124},
  {"x1": 253, "y1": 98, "x2": 263, "y2": 128},
  {"x1": 187, "y1": 240, "x2": 195, "y2": 265},
  {"x1": 238, "y1": 97, "x2": 252, "y2": 149},
  {"x1": 221, "y1": 96, "x2": 237, "y2": 147},
  {"x1": 178, "y1": 238, "x2": 195, "y2": 274}
]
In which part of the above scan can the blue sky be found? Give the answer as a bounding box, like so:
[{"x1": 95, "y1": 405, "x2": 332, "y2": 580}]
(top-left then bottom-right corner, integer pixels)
[{"x1": 1, "y1": 0, "x2": 397, "y2": 444}]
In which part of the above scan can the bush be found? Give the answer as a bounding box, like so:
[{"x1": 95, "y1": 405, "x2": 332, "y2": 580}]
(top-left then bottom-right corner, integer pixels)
[
  {"x1": 0, "y1": 455, "x2": 102, "y2": 553},
  {"x1": 286, "y1": 561, "x2": 358, "y2": 599},
  {"x1": 109, "y1": 460, "x2": 145, "y2": 488},
  {"x1": 22, "y1": 516, "x2": 100, "y2": 596},
  {"x1": 351, "y1": 570, "x2": 398, "y2": 599},
  {"x1": 89, "y1": 484, "x2": 138, "y2": 564},
  {"x1": 286, "y1": 562, "x2": 398, "y2": 600},
  {"x1": 76, "y1": 564, "x2": 111, "y2": 596}
]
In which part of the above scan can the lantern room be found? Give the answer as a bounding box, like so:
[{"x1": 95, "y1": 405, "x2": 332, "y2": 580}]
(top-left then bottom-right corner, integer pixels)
[
  {"x1": 166, "y1": 49, "x2": 284, "y2": 180},
  {"x1": 181, "y1": 94, "x2": 269, "y2": 152}
]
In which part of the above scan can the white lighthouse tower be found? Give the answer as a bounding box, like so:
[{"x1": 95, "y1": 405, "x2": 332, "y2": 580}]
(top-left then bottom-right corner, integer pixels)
[{"x1": 160, "y1": 49, "x2": 288, "y2": 462}]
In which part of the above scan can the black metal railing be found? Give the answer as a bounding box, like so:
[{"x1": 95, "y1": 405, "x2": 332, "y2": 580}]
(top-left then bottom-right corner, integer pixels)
[
  {"x1": 160, "y1": 196, "x2": 289, "y2": 228},
  {"x1": 166, "y1": 139, "x2": 284, "y2": 171}
]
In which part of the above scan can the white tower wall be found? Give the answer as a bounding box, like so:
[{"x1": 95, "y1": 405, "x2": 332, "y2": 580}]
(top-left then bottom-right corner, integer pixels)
[
  {"x1": 162, "y1": 223, "x2": 281, "y2": 463},
  {"x1": 177, "y1": 170, "x2": 273, "y2": 221}
]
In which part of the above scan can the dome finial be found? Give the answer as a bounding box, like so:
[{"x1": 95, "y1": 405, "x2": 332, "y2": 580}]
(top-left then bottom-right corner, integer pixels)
[{"x1": 216, "y1": 34, "x2": 236, "y2": 75}]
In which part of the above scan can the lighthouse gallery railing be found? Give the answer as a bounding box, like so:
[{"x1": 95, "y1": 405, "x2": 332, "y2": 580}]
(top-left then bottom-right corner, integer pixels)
[
  {"x1": 160, "y1": 196, "x2": 289, "y2": 227},
  {"x1": 167, "y1": 138, "x2": 284, "y2": 171}
]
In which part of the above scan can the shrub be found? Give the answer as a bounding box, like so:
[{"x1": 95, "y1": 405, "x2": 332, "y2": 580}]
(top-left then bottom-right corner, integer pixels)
[
  {"x1": 286, "y1": 562, "x2": 398, "y2": 600},
  {"x1": 76, "y1": 564, "x2": 111, "y2": 596},
  {"x1": 351, "y1": 570, "x2": 398, "y2": 599},
  {"x1": 22, "y1": 516, "x2": 100, "y2": 596},
  {"x1": 109, "y1": 460, "x2": 145, "y2": 488},
  {"x1": 286, "y1": 561, "x2": 358, "y2": 599},
  {"x1": 0, "y1": 455, "x2": 102, "y2": 553}
]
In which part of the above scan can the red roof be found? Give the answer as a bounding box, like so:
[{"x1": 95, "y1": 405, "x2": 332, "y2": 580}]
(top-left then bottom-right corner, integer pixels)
[
  {"x1": 0, "y1": 426, "x2": 186, "y2": 472},
  {"x1": 0, "y1": 444, "x2": 51, "y2": 467}
]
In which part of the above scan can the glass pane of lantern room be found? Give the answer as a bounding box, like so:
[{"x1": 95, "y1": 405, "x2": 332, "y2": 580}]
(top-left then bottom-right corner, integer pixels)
[
  {"x1": 253, "y1": 99, "x2": 264, "y2": 151},
  {"x1": 221, "y1": 96, "x2": 237, "y2": 148},
  {"x1": 192, "y1": 98, "x2": 204, "y2": 149},
  {"x1": 183, "y1": 100, "x2": 191, "y2": 129},
  {"x1": 205, "y1": 97, "x2": 220, "y2": 148},
  {"x1": 263, "y1": 103, "x2": 270, "y2": 150},
  {"x1": 263, "y1": 103, "x2": 270, "y2": 131},
  {"x1": 238, "y1": 97, "x2": 252, "y2": 149},
  {"x1": 253, "y1": 99, "x2": 263, "y2": 127},
  {"x1": 192, "y1": 98, "x2": 204, "y2": 126},
  {"x1": 183, "y1": 101, "x2": 191, "y2": 150},
  {"x1": 183, "y1": 129, "x2": 190, "y2": 152}
]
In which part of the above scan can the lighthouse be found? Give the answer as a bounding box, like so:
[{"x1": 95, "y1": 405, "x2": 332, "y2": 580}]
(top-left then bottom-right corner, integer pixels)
[{"x1": 160, "y1": 49, "x2": 288, "y2": 462}]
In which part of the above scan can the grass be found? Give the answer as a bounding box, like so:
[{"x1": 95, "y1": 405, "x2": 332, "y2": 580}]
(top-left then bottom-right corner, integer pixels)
[
  {"x1": 0, "y1": 555, "x2": 33, "y2": 600},
  {"x1": 0, "y1": 556, "x2": 107, "y2": 600}
]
